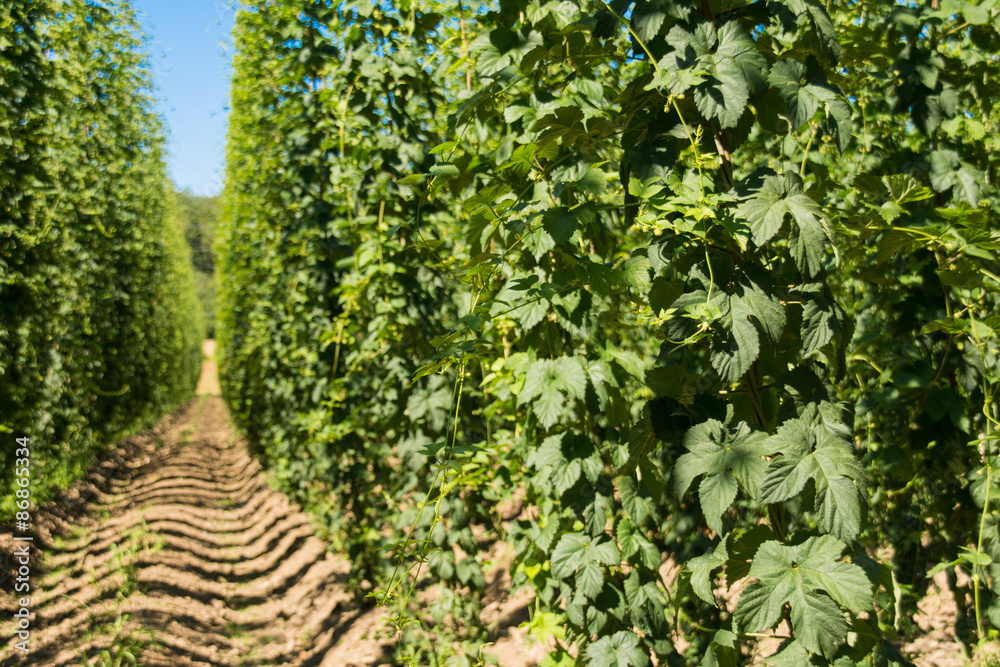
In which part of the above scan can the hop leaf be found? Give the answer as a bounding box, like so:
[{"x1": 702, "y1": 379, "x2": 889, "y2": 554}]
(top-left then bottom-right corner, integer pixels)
[
  {"x1": 929, "y1": 148, "x2": 983, "y2": 204},
  {"x1": 586, "y1": 631, "x2": 650, "y2": 667},
  {"x1": 761, "y1": 404, "x2": 867, "y2": 540},
  {"x1": 550, "y1": 532, "x2": 621, "y2": 601},
  {"x1": 687, "y1": 536, "x2": 728, "y2": 604},
  {"x1": 782, "y1": 0, "x2": 842, "y2": 62},
  {"x1": 674, "y1": 419, "x2": 770, "y2": 535},
  {"x1": 662, "y1": 22, "x2": 767, "y2": 128},
  {"x1": 521, "y1": 611, "x2": 567, "y2": 644},
  {"x1": 518, "y1": 357, "x2": 588, "y2": 428},
  {"x1": 617, "y1": 518, "x2": 661, "y2": 569},
  {"x1": 543, "y1": 207, "x2": 577, "y2": 245},
  {"x1": 702, "y1": 629, "x2": 738, "y2": 667},
  {"x1": 736, "y1": 174, "x2": 833, "y2": 277},
  {"x1": 732, "y1": 264, "x2": 786, "y2": 344},
  {"x1": 710, "y1": 294, "x2": 760, "y2": 382},
  {"x1": 768, "y1": 59, "x2": 852, "y2": 151},
  {"x1": 733, "y1": 535, "x2": 873, "y2": 658}
]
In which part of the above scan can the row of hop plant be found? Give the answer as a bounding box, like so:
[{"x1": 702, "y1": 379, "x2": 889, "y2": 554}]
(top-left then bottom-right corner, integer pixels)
[
  {"x1": 0, "y1": 0, "x2": 203, "y2": 517},
  {"x1": 219, "y1": 0, "x2": 1000, "y2": 664}
]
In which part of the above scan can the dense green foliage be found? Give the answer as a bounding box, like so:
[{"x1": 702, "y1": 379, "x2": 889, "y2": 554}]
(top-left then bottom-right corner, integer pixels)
[
  {"x1": 220, "y1": 0, "x2": 1000, "y2": 664},
  {"x1": 0, "y1": 0, "x2": 203, "y2": 516},
  {"x1": 175, "y1": 188, "x2": 220, "y2": 336}
]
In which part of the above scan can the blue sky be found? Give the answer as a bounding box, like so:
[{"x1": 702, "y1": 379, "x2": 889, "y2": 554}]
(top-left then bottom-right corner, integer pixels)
[{"x1": 133, "y1": 0, "x2": 236, "y2": 197}]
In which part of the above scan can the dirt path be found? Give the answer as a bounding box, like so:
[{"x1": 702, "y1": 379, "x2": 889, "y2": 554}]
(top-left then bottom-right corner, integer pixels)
[
  {"x1": 196, "y1": 339, "x2": 221, "y2": 396},
  {"x1": 0, "y1": 394, "x2": 394, "y2": 666}
]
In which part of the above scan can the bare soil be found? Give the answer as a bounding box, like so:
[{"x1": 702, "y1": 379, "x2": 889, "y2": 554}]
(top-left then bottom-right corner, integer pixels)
[
  {"x1": 196, "y1": 340, "x2": 221, "y2": 396},
  {"x1": 0, "y1": 395, "x2": 394, "y2": 666}
]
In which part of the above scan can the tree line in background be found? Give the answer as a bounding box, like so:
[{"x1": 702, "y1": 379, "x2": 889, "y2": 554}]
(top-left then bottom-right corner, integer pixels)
[
  {"x1": 220, "y1": 0, "x2": 1000, "y2": 665},
  {"x1": 0, "y1": 0, "x2": 203, "y2": 516}
]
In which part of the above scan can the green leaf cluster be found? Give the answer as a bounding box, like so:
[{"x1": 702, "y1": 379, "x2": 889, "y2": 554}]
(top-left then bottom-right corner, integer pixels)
[
  {"x1": 218, "y1": 0, "x2": 1000, "y2": 664},
  {"x1": 0, "y1": 0, "x2": 203, "y2": 515}
]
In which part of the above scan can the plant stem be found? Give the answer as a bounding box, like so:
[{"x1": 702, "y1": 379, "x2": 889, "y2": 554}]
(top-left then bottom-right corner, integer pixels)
[
  {"x1": 975, "y1": 461, "x2": 991, "y2": 640},
  {"x1": 800, "y1": 125, "x2": 817, "y2": 179}
]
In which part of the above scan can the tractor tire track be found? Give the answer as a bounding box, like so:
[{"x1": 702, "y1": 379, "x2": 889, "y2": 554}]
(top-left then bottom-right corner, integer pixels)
[{"x1": 1, "y1": 396, "x2": 393, "y2": 666}]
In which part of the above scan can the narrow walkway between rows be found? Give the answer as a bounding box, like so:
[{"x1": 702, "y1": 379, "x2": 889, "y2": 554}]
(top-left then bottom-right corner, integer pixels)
[{"x1": 1, "y1": 348, "x2": 392, "y2": 666}]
